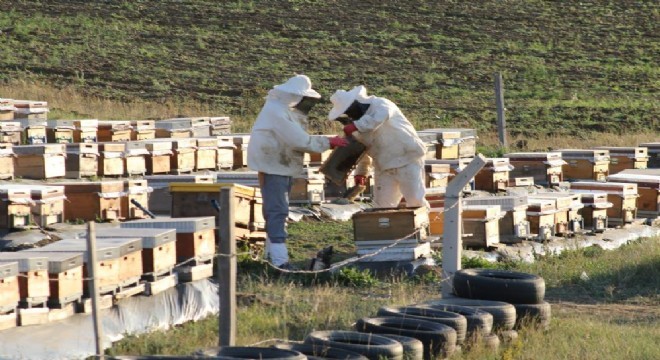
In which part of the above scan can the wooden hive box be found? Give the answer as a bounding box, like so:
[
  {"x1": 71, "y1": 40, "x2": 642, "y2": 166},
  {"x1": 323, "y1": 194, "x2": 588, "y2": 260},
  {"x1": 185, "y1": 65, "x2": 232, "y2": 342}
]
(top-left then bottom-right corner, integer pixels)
[
  {"x1": 17, "y1": 251, "x2": 83, "y2": 306},
  {"x1": 142, "y1": 139, "x2": 173, "y2": 175},
  {"x1": 0, "y1": 254, "x2": 50, "y2": 306},
  {"x1": 526, "y1": 198, "x2": 557, "y2": 240},
  {"x1": 474, "y1": 158, "x2": 512, "y2": 192},
  {"x1": 120, "y1": 216, "x2": 216, "y2": 263},
  {"x1": 46, "y1": 119, "x2": 75, "y2": 143},
  {"x1": 130, "y1": 120, "x2": 156, "y2": 140},
  {"x1": 0, "y1": 262, "x2": 20, "y2": 314},
  {"x1": 530, "y1": 193, "x2": 584, "y2": 235},
  {"x1": 95, "y1": 237, "x2": 144, "y2": 286},
  {"x1": 122, "y1": 179, "x2": 152, "y2": 219},
  {"x1": 0, "y1": 143, "x2": 15, "y2": 179},
  {"x1": 0, "y1": 185, "x2": 32, "y2": 229},
  {"x1": 167, "y1": 138, "x2": 196, "y2": 174},
  {"x1": 122, "y1": 141, "x2": 148, "y2": 176},
  {"x1": 96, "y1": 227, "x2": 177, "y2": 277},
  {"x1": 290, "y1": 167, "x2": 325, "y2": 205},
  {"x1": 216, "y1": 137, "x2": 235, "y2": 169},
  {"x1": 97, "y1": 120, "x2": 132, "y2": 142},
  {"x1": 575, "y1": 191, "x2": 612, "y2": 233},
  {"x1": 0, "y1": 98, "x2": 16, "y2": 121},
  {"x1": 209, "y1": 116, "x2": 232, "y2": 136},
  {"x1": 13, "y1": 143, "x2": 66, "y2": 179},
  {"x1": 16, "y1": 118, "x2": 47, "y2": 145},
  {"x1": 569, "y1": 181, "x2": 638, "y2": 225},
  {"x1": 98, "y1": 142, "x2": 126, "y2": 176},
  {"x1": 418, "y1": 129, "x2": 461, "y2": 159},
  {"x1": 507, "y1": 176, "x2": 535, "y2": 188},
  {"x1": 13, "y1": 100, "x2": 48, "y2": 120},
  {"x1": 424, "y1": 163, "x2": 451, "y2": 188},
  {"x1": 464, "y1": 195, "x2": 530, "y2": 243},
  {"x1": 28, "y1": 185, "x2": 66, "y2": 227},
  {"x1": 65, "y1": 143, "x2": 99, "y2": 178},
  {"x1": 462, "y1": 205, "x2": 502, "y2": 248},
  {"x1": 640, "y1": 142, "x2": 659, "y2": 169},
  {"x1": 195, "y1": 137, "x2": 219, "y2": 171},
  {"x1": 219, "y1": 133, "x2": 250, "y2": 169},
  {"x1": 426, "y1": 158, "x2": 474, "y2": 192},
  {"x1": 353, "y1": 207, "x2": 428, "y2": 243},
  {"x1": 154, "y1": 118, "x2": 195, "y2": 138},
  {"x1": 559, "y1": 149, "x2": 610, "y2": 182},
  {"x1": 72, "y1": 119, "x2": 98, "y2": 143},
  {"x1": 60, "y1": 180, "x2": 124, "y2": 222},
  {"x1": 191, "y1": 117, "x2": 211, "y2": 137},
  {"x1": 608, "y1": 170, "x2": 659, "y2": 218},
  {"x1": 0, "y1": 121, "x2": 22, "y2": 145},
  {"x1": 504, "y1": 152, "x2": 566, "y2": 186},
  {"x1": 595, "y1": 146, "x2": 649, "y2": 174},
  {"x1": 145, "y1": 174, "x2": 215, "y2": 214},
  {"x1": 34, "y1": 240, "x2": 122, "y2": 295}
]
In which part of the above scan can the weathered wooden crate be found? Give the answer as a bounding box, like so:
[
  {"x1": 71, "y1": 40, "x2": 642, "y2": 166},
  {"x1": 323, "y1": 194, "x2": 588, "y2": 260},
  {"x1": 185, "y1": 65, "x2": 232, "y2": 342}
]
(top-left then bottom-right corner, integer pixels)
[
  {"x1": 120, "y1": 216, "x2": 216, "y2": 263},
  {"x1": 95, "y1": 237, "x2": 144, "y2": 286},
  {"x1": 60, "y1": 180, "x2": 124, "y2": 222},
  {"x1": 0, "y1": 121, "x2": 23, "y2": 145},
  {"x1": 195, "y1": 137, "x2": 219, "y2": 171},
  {"x1": 65, "y1": 143, "x2": 99, "y2": 178},
  {"x1": 98, "y1": 142, "x2": 126, "y2": 176},
  {"x1": 209, "y1": 116, "x2": 232, "y2": 136},
  {"x1": 13, "y1": 100, "x2": 48, "y2": 120},
  {"x1": 474, "y1": 158, "x2": 512, "y2": 192},
  {"x1": 464, "y1": 195, "x2": 530, "y2": 243},
  {"x1": 530, "y1": 192, "x2": 584, "y2": 235},
  {"x1": 0, "y1": 262, "x2": 20, "y2": 313},
  {"x1": 27, "y1": 185, "x2": 65, "y2": 226},
  {"x1": 526, "y1": 198, "x2": 557, "y2": 240},
  {"x1": 595, "y1": 146, "x2": 649, "y2": 174},
  {"x1": 0, "y1": 253, "x2": 50, "y2": 306},
  {"x1": 72, "y1": 119, "x2": 98, "y2": 143},
  {"x1": 424, "y1": 163, "x2": 451, "y2": 188},
  {"x1": 97, "y1": 121, "x2": 132, "y2": 142},
  {"x1": 569, "y1": 181, "x2": 638, "y2": 225},
  {"x1": 353, "y1": 207, "x2": 428, "y2": 242},
  {"x1": 0, "y1": 186, "x2": 32, "y2": 229},
  {"x1": 559, "y1": 149, "x2": 610, "y2": 182},
  {"x1": 122, "y1": 179, "x2": 152, "y2": 219},
  {"x1": 130, "y1": 120, "x2": 156, "y2": 140},
  {"x1": 577, "y1": 191, "x2": 611, "y2": 233},
  {"x1": 640, "y1": 142, "x2": 659, "y2": 169},
  {"x1": 504, "y1": 152, "x2": 565, "y2": 186},
  {"x1": 96, "y1": 227, "x2": 177, "y2": 277},
  {"x1": 0, "y1": 143, "x2": 15, "y2": 179},
  {"x1": 462, "y1": 205, "x2": 502, "y2": 248},
  {"x1": 608, "y1": 170, "x2": 659, "y2": 218},
  {"x1": 0, "y1": 98, "x2": 16, "y2": 121},
  {"x1": 15, "y1": 251, "x2": 83, "y2": 306},
  {"x1": 142, "y1": 140, "x2": 173, "y2": 175},
  {"x1": 46, "y1": 119, "x2": 75, "y2": 143},
  {"x1": 291, "y1": 167, "x2": 325, "y2": 204},
  {"x1": 13, "y1": 143, "x2": 66, "y2": 179}
]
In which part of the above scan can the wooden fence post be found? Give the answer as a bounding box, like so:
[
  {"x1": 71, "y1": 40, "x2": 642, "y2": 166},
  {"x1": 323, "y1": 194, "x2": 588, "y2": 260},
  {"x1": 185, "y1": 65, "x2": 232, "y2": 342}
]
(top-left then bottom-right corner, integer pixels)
[
  {"x1": 218, "y1": 186, "x2": 236, "y2": 346},
  {"x1": 86, "y1": 221, "x2": 105, "y2": 360},
  {"x1": 494, "y1": 72, "x2": 507, "y2": 148}
]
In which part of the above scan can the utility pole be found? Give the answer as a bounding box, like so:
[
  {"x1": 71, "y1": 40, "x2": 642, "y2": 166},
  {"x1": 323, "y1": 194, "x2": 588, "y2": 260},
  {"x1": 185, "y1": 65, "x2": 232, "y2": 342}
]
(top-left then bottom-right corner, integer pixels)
[
  {"x1": 494, "y1": 72, "x2": 507, "y2": 148},
  {"x1": 218, "y1": 186, "x2": 236, "y2": 346},
  {"x1": 86, "y1": 221, "x2": 105, "y2": 360}
]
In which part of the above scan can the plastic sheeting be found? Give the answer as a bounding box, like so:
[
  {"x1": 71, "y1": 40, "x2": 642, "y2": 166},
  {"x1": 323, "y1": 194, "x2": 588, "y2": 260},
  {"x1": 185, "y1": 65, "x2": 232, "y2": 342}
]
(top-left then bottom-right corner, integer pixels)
[{"x1": 0, "y1": 279, "x2": 220, "y2": 360}]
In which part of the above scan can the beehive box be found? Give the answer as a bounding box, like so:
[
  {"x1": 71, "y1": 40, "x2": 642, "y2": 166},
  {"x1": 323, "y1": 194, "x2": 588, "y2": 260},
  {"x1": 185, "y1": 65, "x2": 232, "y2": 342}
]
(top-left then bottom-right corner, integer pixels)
[
  {"x1": 216, "y1": 137, "x2": 235, "y2": 169},
  {"x1": 130, "y1": 120, "x2": 156, "y2": 140},
  {"x1": 122, "y1": 179, "x2": 152, "y2": 219},
  {"x1": 353, "y1": 207, "x2": 428, "y2": 242},
  {"x1": 526, "y1": 198, "x2": 557, "y2": 240},
  {"x1": 595, "y1": 146, "x2": 649, "y2": 173},
  {"x1": 97, "y1": 121, "x2": 132, "y2": 142},
  {"x1": 123, "y1": 141, "x2": 149, "y2": 176},
  {"x1": 145, "y1": 174, "x2": 215, "y2": 214},
  {"x1": 0, "y1": 253, "x2": 50, "y2": 306},
  {"x1": 15, "y1": 251, "x2": 83, "y2": 306},
  {"x1": 96, "y1": 227, "x2": 177, "y2": 276},
  {"x1": 154, "y1": 118, "x2": 201, "y2": 138},
  {"x1": 424, "y1": 163, "x2": 451, "y2": 188},
  {"x1": 560, "y1": 149, "x2": 610, "y2": 181},
  {"x1": 95, "y1": 237, "x2": 144, "y2": 286},
  {"x1": 426, "y1": 158, "x2": 474, "y2": 192},
  {"x1": 418, "y1": 129, "x2": 461, "y2": 159},
  {"x1": 530, "y1": 193, "x2": 583, "y2": 235},
  {"x1": 290, "y1": 167, "x2": 325, "y2": 204},
  {"x1": 209, "y1": 116, "x2": 232, "y2": 136},
  {"x1": 0, "y1": 98, "x2": 16, "y2": 121},
  {"x1": 419, "y1": 128, "x2": 477, "y2": 159},
  {"x1": 26, "y1": 185, "x2": 66, "y2": 227},
  {"x1": 142, "y1": 139, "x2": 173, "y2": 175},
  {"x1": 167, "y1": 138, "x2": 196, "y2": 174},
  {"x1": 0, "y1": 262, "x2": 20, "y2": 313},
  {"x1": 464, "y1": 195, "x2": 530, "y2": 243},
  {"x1": 0, "y1": 186, "x2": 32, "y2": 229},
  {"x1": 461, "y1": 205, "x2": 502, "y2": 248},
  {"x1": 195, "y1": 137, "x2": 219, "y2": 171},
  {"x1": 120, "y1": 216, "x2": 216, "y2": 263},
  {"x1": 13, "y1": 143, "x2": 66, "y2": 179},
  {"x1": 608, "y1": 170, "x2": 659, "y2": 218},
  {"x1": 218, "y1": 133, "x2": 250, "y2": 169},
  {"x1": 16, "y1": 118, "x2": 47, "y2": 144},
  {"x1": 504, "y1": 152, "x2": 565, "y2": 185},
  {"x1": 60, "y1": 181, "x2": 124, "y2": 221},
  {"x1": 304, "y1": 138, "x2": 333, "y2": 167},
  {"x1": 0, "y1": 143, "x2": 15, "y2": 179},
  {"x1": 46, "y1": 119, "x2": 75, "y2": 143},
  {"x1": 507, "y1": 177, "x2": 534, "y2": 188},
  {"x1": 98, "y1": 142, "x2": 126, "y2": 176},
  {"x1": 569, "y1": 181, "x2": 638, "y2": 225},
  {"x1": 474, "y1": 158, "x2": 512, "y2": 192},
  {"x1": 576, "y1": 191, "x2": 612, "y2": 233},
  {"x1": 0, "y1": 121, "x2": 22, "y2": 145},
  {"x1": 13, "y1": 100, "x2": 48, "y2": 120},
  {"x1": 72, "y1": 119, "x2": 98, "y2": 143},
  {"x1": 65, "y1": 143, "x2": 99, "y2": 178},
  {"x1": 640, "y1": 142, "x2": 659, "y2": 169}
]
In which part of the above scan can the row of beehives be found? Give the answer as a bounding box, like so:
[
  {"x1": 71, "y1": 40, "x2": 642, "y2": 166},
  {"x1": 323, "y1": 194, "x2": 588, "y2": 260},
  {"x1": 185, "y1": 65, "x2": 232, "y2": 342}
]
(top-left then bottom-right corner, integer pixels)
[{"x1": 0, "y1": 216, "x2": 220, "y2": 330}]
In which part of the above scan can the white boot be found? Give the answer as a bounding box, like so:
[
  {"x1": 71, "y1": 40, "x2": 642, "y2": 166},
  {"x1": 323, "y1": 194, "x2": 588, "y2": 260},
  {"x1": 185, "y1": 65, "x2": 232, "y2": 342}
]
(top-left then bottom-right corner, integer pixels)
[{"x1": 268, "y1": 243, "x2": 289, "y2": 267}]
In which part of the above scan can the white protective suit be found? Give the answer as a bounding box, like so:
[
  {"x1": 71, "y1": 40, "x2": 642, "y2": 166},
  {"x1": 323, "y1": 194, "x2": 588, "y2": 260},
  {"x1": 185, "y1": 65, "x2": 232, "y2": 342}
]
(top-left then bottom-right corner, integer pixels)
[{"x1": 349, "y1": 91, "x2": 429, "y2": 209}]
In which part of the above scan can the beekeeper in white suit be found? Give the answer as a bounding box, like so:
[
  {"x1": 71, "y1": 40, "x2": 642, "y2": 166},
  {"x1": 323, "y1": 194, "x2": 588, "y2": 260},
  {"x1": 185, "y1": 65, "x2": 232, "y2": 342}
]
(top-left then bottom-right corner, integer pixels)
[
  {"x1": 328, "y1": 85, "x2": 429, "y2": 209},
  {"x1": 248, "y1": 75, "x2": 348, "y2": 270}
]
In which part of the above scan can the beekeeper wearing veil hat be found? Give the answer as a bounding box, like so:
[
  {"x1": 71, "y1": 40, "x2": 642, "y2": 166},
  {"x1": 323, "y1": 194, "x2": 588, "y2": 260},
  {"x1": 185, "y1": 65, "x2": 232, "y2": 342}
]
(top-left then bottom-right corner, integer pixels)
[
  {"x1": 248, "y1": 74, "x2": 348, "y2": 270},
  {"x1": 328, "y1": 85, "x2": 429, "y2": 210}
]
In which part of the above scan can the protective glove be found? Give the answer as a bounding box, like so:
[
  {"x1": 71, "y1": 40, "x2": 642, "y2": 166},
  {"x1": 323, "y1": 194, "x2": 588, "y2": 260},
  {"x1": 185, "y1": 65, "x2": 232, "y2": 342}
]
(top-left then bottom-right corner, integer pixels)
[
  {"x1": 354, "y1": 175, "x2": 367, "y2": 186},
  {"x1": 343, "y1": 123, "x2": 358, "y2": 137},
  {"x1": 329, "y1": 136, "x2": 349, "y2": 149}
]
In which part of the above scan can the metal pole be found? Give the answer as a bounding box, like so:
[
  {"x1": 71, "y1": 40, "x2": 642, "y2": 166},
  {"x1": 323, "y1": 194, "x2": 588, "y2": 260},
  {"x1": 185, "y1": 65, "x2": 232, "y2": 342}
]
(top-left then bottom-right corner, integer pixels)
[
  {"x1": 442, "y1": 155, "x2": 487, "y2": 297},
  {"x1": 494, "y1": 72, "x2": 507, "y2": 148},
  {"x1": 218, "y1": 186, "x2": 236, "y2": 346},
  {"x1": 86, "y1": 221, "x2": 105, "y2": 359}
]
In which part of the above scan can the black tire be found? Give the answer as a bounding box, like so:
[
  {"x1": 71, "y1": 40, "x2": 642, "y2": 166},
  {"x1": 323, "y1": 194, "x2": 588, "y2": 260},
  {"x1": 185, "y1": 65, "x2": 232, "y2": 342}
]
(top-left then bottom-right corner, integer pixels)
[
  {"x1": 273, "y1": 343, "x2": 369, "y2": 360},
  {"x1": 482, "y1": 333, "x2": 500, "y2": 350},
  {"x1": 377, "y1": 305, "x2": 468, "y2": 345},
  {"x1": 497, "y1": 329, "x2": 519, "y2": 344},
  {"x1": 513, "y1": 301, "x2": 552, "y2": 330},
  {"x1": 108, "y1": 357, "x2": 203, "y2": 360},
  {"x1": 355, "y1": 316, "x2": 456, "y2": 360},
  {"x1": 419, "y1": 304, "x2": 493, "y2": 337},
  {"x1": 376, "y1": 334, "x2": 425, "y2": 360},
  {"x1": 453, "y1": 269, "x2": 545, "y2": 304},
  {"x1": 305, "y1": 330, "x2": 404, "y2": 360},
  {"x1": 424, "y1": 298, "x2": 516, "y2": 331},
  {"x1": 196, "y1": 346, "x2": 306, "y2": 360}
]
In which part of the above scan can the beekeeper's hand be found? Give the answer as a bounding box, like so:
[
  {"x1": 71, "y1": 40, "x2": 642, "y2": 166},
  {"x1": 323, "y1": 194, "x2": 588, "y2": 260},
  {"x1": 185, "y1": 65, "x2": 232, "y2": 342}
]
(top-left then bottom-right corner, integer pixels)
[
  {"x1": 343, "y1": 123, "x2": 358, "y2": 136},
  {"x1": 329, "y1": 136, "x2": 349, "y2": 149}
]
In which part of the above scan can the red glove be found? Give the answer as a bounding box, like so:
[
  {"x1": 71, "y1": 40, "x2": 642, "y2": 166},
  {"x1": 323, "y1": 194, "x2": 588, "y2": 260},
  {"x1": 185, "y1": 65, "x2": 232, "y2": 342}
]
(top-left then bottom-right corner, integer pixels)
[
  {"x1": 343, "y1": 123, "x2": 358, "y2": 137},
  {"x1": 329, "y1": 136, "x2": 349, "y2": 149},
  {"x1": 354, "y1": 175, "x2": 367, "y2": 186}
]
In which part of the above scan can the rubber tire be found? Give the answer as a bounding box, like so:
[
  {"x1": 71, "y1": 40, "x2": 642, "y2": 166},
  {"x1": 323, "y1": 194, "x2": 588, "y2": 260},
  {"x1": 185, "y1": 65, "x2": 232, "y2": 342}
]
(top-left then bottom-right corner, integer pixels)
[
  {"x1": 424, "y1": 298, "x2": 516, "y2": 331},
  {"x1": 419, "y1": 303, "x2": 493, "y2": 337},
  {"x1": 482, "y1": 333, "x2": 500, "y2": 350},
  {"x1": 305, "y1": 330, "x2": 404, "y2": 360},
  {"x1": 453, "y1": 268, "x2": 545, "y2": 304},
  {"x1": 355, "y1": 316, "x2": 457, "y2": 360},
  {"x1": 196, "y1": 346, "x2": 307, "y2": 360},
  {"x1": 273, "y1": 343, "x2": 369, "y2": 360},
  {"x1": 376, "y1": 334, "x2": 425, "y2": 360},
  {"x1": 377, "y1": 305, "x2": 468, "y2": 345},
  {"x1": 513, "y1": 301, "x2": 552, "y2": 330},
  {"x1": 498, "y1": 330, "x2": 519, "y2": 344}
]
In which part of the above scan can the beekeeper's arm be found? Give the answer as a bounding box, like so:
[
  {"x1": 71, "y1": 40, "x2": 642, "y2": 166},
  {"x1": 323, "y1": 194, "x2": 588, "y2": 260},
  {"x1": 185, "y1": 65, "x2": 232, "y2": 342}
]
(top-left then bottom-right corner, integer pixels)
[
  {"x1": 352, "y1": 101, "x2": 394, "y2": 133},
  {"x1": 271, "y1": 112, "x2": 332, "y2": 153}
]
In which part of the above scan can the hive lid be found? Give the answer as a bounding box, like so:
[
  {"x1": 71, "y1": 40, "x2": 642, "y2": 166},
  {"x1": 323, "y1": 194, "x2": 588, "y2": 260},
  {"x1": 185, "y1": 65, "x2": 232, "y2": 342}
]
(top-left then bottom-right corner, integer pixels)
[
  {"x1": 120, "y1": 216, "x2": 216, "y2": 233},
  {"x1": 14, "y1": 251, "x2": 83, "y2": 273},
  {"x1": 95, "y1": 227, "x2": 176, "y2": 248},
  {"x1": 0, "y1": 253, "x2": 49, "y2": 272},
  {"x1": 0, "y1": 261, "x2": 18, "y2": 279}
]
